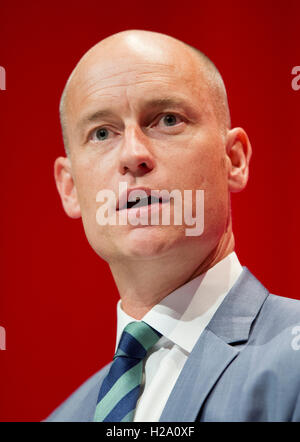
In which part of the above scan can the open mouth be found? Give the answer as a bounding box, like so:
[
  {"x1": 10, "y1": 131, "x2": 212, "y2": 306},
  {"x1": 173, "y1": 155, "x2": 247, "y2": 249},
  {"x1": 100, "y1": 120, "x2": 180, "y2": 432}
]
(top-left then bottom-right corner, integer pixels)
[
  {"x1": 124, "y1": 195, "x2": 163, "y2": 210},
  {"x1": 117, "y1": 188, "x2": 169, "y2": 212}
]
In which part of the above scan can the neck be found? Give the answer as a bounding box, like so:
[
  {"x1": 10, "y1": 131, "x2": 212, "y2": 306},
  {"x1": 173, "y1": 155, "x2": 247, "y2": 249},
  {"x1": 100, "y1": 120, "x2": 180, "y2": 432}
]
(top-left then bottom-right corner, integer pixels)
[{"x1": 109, "y1": 227, "x2": 235, "y2": 320}]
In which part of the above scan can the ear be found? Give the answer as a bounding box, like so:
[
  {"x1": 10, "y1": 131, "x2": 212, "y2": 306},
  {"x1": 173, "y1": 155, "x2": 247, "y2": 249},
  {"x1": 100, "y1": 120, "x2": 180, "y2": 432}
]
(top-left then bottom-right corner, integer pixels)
[
  {"x1": 54, "y1": 156, "x2": 81, "y2": 218},
  {"x1": 225, "y1": 127, "x2": 252, "y2": 193}
]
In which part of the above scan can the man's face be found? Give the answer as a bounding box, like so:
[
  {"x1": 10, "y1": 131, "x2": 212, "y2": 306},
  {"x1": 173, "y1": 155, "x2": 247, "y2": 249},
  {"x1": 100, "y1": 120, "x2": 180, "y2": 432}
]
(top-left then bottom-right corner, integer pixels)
[{"x1": 59, "y1": 37, "x2": 230, "y2": 264}]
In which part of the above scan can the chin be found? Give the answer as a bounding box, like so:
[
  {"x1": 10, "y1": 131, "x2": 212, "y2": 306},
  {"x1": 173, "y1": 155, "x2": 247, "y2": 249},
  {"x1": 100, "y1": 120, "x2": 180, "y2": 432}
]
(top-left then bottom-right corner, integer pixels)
[{"x1": 114, "y1": 224, "x2": 187, "y2": 259}]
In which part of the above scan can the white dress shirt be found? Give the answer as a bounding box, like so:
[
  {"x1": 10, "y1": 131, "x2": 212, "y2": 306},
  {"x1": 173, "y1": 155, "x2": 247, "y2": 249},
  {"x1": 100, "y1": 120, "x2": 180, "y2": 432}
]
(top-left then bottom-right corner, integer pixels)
[{"x1": 115, "y1": 252, "x2": 243, "y2": 422}]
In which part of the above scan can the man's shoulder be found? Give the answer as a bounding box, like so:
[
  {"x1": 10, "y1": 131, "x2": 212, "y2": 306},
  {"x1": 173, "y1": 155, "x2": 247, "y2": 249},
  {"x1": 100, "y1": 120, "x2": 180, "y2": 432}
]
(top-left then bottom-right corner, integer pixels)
[
  {"x1": 238, "y1": 267, "x2": 300, "y2": 329},
  {"x1": 247, "y1": 291, "x2": 300, "y2": 371},
  {"x1": 269, "y1": 292, "x2": 300, "y2": 308},
  {"x1": 260, "y1": 292, "x2": 300, "y2": 329},
  {"x1": 44, "y1": 363, "x2": 111, "y2": 422}
]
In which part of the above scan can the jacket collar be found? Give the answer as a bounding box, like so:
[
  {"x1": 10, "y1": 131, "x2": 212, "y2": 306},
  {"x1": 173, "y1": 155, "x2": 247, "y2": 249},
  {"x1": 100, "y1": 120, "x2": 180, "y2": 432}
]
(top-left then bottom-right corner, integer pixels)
[{"x1": 207, "y1": 267, "x2": 269, "y2": 344}]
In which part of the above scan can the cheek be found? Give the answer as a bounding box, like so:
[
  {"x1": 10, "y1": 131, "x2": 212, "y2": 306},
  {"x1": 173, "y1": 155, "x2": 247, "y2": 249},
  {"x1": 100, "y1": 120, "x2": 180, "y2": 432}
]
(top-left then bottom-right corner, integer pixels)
[
  {"x1": 176, "y1": 138, "x2": 228, "y2": 224},
  {"x1": 176, "y1": 148, "x2": 226, "y2": 192},
  {"x1": 71, "y1": 161, "x2": 116, "y2": 239},
  {"x1": 72, "y1": 157, "x2": 106, "y2": 208},
  {"x1": 75, "y1": 173, "x2": 97, "y2": 209}
]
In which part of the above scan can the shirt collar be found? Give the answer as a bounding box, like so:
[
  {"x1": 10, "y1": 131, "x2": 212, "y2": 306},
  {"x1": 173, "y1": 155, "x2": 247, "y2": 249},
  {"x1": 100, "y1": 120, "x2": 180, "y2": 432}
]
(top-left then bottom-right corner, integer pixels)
[{"x1": 115, "y1": 252, "x2": 243, "y2": 353}]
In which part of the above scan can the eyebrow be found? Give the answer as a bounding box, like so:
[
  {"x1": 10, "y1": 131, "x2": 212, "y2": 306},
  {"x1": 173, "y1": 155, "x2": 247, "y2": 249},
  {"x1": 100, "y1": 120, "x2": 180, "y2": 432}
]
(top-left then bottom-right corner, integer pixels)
[
  {"x1": 77, "y1": 96, "x2": 198, "y2": 132},
  {"x1": 143, "y1": 97, "x2": 190, "y2": 108},
  {"x1": 141, "y1": 97, "x2": 199, "y2": 117}
]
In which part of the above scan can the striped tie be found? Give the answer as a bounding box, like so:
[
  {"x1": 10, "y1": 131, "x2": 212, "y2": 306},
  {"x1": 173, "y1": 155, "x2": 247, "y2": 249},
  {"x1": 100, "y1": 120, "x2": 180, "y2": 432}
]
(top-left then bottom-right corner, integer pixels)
[{"x1": 93, "y1": 321, "x2": 162, "y2": 422}]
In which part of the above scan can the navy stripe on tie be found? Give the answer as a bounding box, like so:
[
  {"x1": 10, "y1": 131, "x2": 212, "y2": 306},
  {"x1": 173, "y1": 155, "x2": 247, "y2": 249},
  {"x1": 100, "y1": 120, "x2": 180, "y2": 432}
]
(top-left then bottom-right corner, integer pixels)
[
  {"x1": 97, "y1": 357, "x2": 141, "y2": 399},
  {"x1": 103, "y1": 385, "x2": 140, "y2": 422},
  {"x1": 118, "y1": 331, "x2": 147, "y2": 359}
]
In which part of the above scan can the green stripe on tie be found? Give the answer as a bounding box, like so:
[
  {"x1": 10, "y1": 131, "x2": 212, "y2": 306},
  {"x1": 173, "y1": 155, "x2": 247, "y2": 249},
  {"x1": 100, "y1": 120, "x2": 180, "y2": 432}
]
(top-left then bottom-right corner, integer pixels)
[
  {"x1": 125, "y1": 322, "x2": 161, "y2": 352},
  {"x1": 121, "y1": 409, "x2": 135, "y2": 422},
  {"x1": 93, "y1": 360, "x2": 143, "y2": 421}
]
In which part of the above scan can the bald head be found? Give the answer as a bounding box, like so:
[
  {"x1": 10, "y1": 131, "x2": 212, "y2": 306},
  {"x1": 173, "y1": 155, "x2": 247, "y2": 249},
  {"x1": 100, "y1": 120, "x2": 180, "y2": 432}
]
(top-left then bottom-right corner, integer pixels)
[{"x1": 59, "y1": 30, "x2": 231, "y2": 155}]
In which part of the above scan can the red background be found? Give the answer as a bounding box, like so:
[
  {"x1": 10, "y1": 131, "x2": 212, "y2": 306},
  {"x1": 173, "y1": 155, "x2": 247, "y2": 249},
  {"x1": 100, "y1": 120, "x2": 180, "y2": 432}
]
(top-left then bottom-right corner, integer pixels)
[{"x1": 0, "y1": 0, "x2": 299, "y2": 421}]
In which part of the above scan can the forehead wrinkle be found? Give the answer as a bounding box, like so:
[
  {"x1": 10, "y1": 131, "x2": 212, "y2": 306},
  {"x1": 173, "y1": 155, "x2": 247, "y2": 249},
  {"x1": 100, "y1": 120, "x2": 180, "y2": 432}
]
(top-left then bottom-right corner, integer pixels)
[
  {"x1": 79, "y1": 70, "x2": 178, "y2": 95},
  {"x1": 73, "y1": 60, "x2": 176, "y2": 91},
  {"x1": 71, "y1": 71, "x2": 179, "y2": 110},
  {"x1": 73, "y1": 75, "x2": 183, "y2": 112},
  {"x1": 85, "y1": 61, "x2": 173, "y2": 81}
]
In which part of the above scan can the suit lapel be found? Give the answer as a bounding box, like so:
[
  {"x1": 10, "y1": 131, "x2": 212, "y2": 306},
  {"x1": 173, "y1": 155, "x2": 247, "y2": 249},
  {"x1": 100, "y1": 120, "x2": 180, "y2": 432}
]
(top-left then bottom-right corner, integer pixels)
[
  {"x1": 159, "y1": 328, "x2": 239, "y2": 421},
  {"x1": 159, "y1": 267, "x2": 269, "y2": 422}
]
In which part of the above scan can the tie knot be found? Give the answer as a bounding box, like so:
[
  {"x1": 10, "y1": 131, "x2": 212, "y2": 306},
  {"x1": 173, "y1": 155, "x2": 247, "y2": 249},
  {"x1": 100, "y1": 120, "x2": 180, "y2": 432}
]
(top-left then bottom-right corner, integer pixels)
[{"x1": 114, "y1": 321, "x2": 162, "y2": 360}]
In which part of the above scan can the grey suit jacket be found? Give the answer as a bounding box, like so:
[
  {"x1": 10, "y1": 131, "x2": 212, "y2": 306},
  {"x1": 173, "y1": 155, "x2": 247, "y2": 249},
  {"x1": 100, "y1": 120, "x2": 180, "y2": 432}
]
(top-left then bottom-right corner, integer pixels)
[{"x1": 45, "y1": 268, "x2": 300, "y2": 422}]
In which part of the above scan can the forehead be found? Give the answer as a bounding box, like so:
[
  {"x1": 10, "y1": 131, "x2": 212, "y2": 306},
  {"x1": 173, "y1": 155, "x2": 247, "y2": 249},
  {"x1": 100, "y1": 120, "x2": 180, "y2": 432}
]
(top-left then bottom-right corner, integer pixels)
[{"x1": 65, "y1": 47, "x2": 212, "y2": 125}]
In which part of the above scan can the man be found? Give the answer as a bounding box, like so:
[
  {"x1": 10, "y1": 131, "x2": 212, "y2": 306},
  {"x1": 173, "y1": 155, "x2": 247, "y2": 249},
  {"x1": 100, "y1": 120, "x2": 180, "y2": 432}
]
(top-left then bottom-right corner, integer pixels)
[{"x1": 47, "y1": 30, "x2": 300, "y2": 422}]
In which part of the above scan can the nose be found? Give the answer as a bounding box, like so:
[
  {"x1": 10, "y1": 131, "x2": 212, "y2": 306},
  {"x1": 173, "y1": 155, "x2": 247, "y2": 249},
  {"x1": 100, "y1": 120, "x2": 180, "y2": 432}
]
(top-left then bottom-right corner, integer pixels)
[{"x1": 118, "y1": 126, "x2": 155, "y2": 177}]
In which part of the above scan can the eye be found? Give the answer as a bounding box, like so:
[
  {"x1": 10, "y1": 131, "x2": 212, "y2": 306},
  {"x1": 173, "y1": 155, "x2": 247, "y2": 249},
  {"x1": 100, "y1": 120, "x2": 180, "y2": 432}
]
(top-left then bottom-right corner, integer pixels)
[
  {"x1": 95, "y1": 128, "x2": 109, "y2": 141},
  {"x1": 90, "y1": 127, "x2": 111, "y2": 143},
  {"x1": 150, "y1": 112, "x2": 186, "y2": 135},
  {"x1": 162, "y1": 114, "x2": 179, "y2": 126}
]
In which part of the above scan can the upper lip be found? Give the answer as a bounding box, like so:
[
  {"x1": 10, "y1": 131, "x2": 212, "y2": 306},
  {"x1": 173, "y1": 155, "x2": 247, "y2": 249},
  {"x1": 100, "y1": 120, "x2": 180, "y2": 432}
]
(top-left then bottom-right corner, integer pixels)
[{"x1": 116, "y1": 186, "x2": 170, "y2": 211}]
